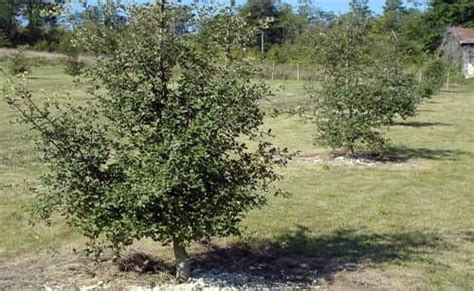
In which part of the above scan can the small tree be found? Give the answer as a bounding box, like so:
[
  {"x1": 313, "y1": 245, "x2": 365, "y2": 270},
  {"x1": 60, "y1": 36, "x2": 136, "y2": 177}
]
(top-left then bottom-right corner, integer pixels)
[
  {"x1": 63, "y1": 52, "x2": 85, "y2": 76},
  {"x1": 0, "y1": 31, "x2": 10, "y2": 47},
  {"x1": 8, "y1": 49, "x2": 31, "y2": 75},
  {"x1": 60, "y1": 34, "x2": 85, "y2": 77},
  {"x1": 308, "y1": 16, "x2": 424, "y2": 155},
  {"x1": 2, "y1": 2, "x2": 287, "y2": 281},
  {"x1": 420, "y1": 57, "x2": 448, "y2": 95}
]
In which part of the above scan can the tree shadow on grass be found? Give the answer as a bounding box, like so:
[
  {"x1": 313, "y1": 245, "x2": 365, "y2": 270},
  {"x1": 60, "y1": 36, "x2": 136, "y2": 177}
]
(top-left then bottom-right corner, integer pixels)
[
  {"x1": 338, "y1": 146, "x2": 470, "y2": 164},
  {"x1": 117, "y1": 252, "x2": 173, "y2": 274},
  {"x1": 380, "y1": 146, "x2": 471, "y2": 162},
  {"x1": 392, "y1": 121, "x2": 451, "y2": 127},
  {"x1": 26, "y1": 76, "x2": 54, "y2": 80},
  {"x1": 190, "y1": 225, "x2": 450, "y2": 286},
  {"x1": 439, "y1": 89, "x2": 460, "y2": 94}
]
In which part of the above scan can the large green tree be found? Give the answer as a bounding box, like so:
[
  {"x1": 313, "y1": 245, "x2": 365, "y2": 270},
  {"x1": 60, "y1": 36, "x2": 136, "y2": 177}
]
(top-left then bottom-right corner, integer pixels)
[{"x1": 3, "y1": 2, "x2": 288, "y2": 282}]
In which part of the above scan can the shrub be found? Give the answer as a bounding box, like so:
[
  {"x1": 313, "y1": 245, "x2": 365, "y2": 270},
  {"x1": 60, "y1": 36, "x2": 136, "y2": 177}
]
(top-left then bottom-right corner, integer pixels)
[
  {"x1": 0, "y1": 32, "x2": 10, "y2": 48},
  {"x1": 31, "y1": 40, "x2": 50, "y2": 52},
  {"x1": 421, "y1": 58, "x2": 446, "y2": 93},
  {"x1": 57, "y1": 35, "x2": 76, "y2": 54},
  {"x1": 8, "y1": 50, "x2": 31, "y2": 75},
  {"x1": 64, "y1": 54, "x2": 85, "y2": 76}
]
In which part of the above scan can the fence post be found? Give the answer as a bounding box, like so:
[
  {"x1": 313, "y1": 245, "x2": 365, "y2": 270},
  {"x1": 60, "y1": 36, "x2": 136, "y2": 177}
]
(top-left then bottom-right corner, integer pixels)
[
  {"x1": 418, "y1": 69, "x2": 422, "y2": 84},
  {"x1": 446, "y1": 71, "x2": 450, "y2": 89},
  {"x1": 297, "y1": 63, "x2": 300, "y2": 81},
  {"x1": 271, "y1": 61, "x2": 275, "y2": 81}
]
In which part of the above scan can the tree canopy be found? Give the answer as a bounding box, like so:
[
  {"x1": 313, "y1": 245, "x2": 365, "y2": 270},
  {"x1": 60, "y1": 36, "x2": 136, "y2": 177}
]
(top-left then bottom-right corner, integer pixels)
[
  {"x1": 308, "y1": 15, "x2": 425, "y2": 154},
  {"x1": 3, "y1": 2, "x2": 289, "y2": 281}
]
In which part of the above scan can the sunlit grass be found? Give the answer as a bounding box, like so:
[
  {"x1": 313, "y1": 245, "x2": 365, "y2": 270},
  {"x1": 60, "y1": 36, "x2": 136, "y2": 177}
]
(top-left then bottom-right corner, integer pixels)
[{"x1": 0, "y1": 64, "x2": 473, "y2": 288}]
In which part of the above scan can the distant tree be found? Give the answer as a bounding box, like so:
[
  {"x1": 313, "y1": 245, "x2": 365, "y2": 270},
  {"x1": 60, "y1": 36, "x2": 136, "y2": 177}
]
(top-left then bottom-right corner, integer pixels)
[
  {"x1": 72, "y1": 1, "x2": 128, "y2": 55},
  {"x1": 0, "y1": 31, "x2": 10, "y2": 47},
  {"x1": 240, "y1": 0, "x2": 280, "y2": 21},
  {"x1": 297, "y1": 0, "x2": 336, "y2": 26},
  {"x1": 308, "y1": 16, "x2": 424, "y2": 155},
  {"x1": 384, "y1": 0, "x2": 404, "y2": 12},
  {"x1": 383, "y1": 0, "x2": 405, "y2": 31},
  {"x1": 8, "y1": 49, "x2": 31, "y2": 75},
  {"x1": 428, "y1": 0, "x2": 474, "y2": 27},
  {"x1": 277, "y1": 3, "x2": 306, "y2": 41},
  {"x1": 239, "y1": 0, "x2": 308, "y2": 53},
  {"x1": 0, "y1": 0, "x2": 67, "y2": 48},
  {"x1": 15, "y1": 0, "x2": 65, "y2": 28},
  {"x1": 240, "y1": 0, "x2": 280, "y2": 50},
  {"x1": 0, "y1": 0, "x2": 17, "y2": 46},
  {"x1": 3, "y1": 2, "x2": 288, "y2": 282},
  {"x1": 63, "y1": 52, "x2": 84, "y2": 76},
  {"x1": 297, "y1": 0, "x2": 316, "y2": 23},
  {"x1": 349, "y1": 0, "x2": 371, "y2": 18}
]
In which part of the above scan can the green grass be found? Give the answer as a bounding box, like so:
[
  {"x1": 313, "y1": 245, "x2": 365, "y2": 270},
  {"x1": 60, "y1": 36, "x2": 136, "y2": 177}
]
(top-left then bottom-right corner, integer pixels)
[{"x1": 0, "y1": 64, "x2": 473, "y2": 289}]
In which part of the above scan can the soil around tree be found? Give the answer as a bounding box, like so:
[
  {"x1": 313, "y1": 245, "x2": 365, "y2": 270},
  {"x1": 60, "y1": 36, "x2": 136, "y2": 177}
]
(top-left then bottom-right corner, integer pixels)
[{"x1": 0, "y1": 241, "x2": 411, "y2": 290}]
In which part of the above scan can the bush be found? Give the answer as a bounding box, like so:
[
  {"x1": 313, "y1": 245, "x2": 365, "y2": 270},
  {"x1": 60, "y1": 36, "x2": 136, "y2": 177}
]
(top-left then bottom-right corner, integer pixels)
[
  {"x1": 421, "y1": 58, "x2": 446, "y2": 93},
  {"x1": 61, "y1": 33, "x2": 86, "y2": 76},
  {"x1": 64, "y1": 54, "x2": 85, "y2": 76},
  {"x1": 0, "y1": 32, "x2": 10, "y2": 48},
  {"x1": 31, "y1": 40, "x2": 51, "y2": 52},
  {"x1": 8, "y1": 50, "x2": 31, "y2": 75}
]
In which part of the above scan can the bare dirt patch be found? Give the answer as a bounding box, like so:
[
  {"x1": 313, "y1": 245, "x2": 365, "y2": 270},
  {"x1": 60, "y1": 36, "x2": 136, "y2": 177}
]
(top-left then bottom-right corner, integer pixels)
[
  {"x1": 0, "y1": 233, "x2": 423, "y2": 290},
  {"x1": 293, "y1": 154, "x2": 425, "y2": 168},
  {"x1": 0, "y1": 252, "x2": 173, "y2": 290},
  {"x1": 292, "y1": 145, "x2": 470, "y2": 169}
]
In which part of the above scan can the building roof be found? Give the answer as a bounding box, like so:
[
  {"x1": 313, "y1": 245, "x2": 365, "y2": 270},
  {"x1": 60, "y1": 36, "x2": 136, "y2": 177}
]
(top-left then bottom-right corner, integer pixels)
[{"x1": 448, "y1": 27, "x2": 474, "y2": 45}]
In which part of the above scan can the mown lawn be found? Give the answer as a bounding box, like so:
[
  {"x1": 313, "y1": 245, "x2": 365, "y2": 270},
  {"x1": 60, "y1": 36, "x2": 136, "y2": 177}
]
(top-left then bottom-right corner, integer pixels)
[{"x1": 0, "y1": 63, "x2": 473, "y2": 289}]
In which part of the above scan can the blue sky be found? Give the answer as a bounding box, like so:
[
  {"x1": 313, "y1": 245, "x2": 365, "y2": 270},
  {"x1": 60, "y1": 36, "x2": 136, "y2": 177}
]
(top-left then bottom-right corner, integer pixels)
[{"x1": 73, "y1": 0, "x2": 424, "y2": 15}]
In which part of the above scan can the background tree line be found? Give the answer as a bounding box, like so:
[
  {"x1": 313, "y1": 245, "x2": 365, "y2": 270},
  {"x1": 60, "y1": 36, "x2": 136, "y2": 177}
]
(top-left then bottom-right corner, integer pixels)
[{"x1": 0, "y1": 0, "x2": 473, "y2": 57}]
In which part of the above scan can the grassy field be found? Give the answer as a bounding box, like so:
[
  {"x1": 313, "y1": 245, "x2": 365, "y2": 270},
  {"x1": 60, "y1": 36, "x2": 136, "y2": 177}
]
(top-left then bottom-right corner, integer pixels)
[{"x1": 0, "y1": 63, "x2": 473, "y2": 289}]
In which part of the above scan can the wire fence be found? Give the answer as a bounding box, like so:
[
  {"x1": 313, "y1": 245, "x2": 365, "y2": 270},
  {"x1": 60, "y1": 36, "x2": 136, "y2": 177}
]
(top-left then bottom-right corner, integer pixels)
[{"x1": 258, "y1": 62, "x2": 322, "y2": 81}]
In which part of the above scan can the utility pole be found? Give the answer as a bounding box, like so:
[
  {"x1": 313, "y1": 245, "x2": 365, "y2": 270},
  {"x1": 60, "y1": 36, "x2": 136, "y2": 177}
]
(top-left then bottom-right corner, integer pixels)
[{"x1": 261, "y1": 31, "x2": 265, "y2": 58}]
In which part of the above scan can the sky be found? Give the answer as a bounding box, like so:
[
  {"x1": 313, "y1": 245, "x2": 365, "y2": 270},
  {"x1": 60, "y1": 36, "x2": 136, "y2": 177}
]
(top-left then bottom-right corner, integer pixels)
[{"x1": 73, "y1": 0, "x2": 425, "y2": 15}]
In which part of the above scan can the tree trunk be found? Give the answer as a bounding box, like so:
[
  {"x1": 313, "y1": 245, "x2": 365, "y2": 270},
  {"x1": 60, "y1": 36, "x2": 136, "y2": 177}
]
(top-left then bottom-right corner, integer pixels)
[
  {"x1": 173, "y1": 238, "x2": 191, "y2": 282},
  {"x1": 349, "y1": 144, "x2": 355, "y2": 157}
]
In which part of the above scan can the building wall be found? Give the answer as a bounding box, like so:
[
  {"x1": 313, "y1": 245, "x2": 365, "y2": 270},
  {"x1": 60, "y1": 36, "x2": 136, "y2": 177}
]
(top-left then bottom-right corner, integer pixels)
[{"x1": 463, "y1": 45, "x2": 474, "y2": 78}]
